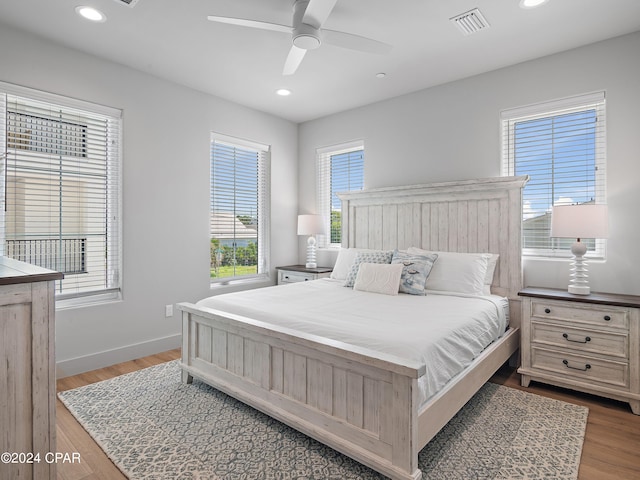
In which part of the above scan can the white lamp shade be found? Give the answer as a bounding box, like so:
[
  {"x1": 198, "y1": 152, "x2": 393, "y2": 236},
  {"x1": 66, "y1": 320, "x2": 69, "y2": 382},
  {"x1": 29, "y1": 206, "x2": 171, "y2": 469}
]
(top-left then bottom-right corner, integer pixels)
[
  {"x1": 297, "y1": 214, "x2": 326, "y2": 235},
  {"x1": 550, "y1": 204, "x2": 609, "y2": 239}
]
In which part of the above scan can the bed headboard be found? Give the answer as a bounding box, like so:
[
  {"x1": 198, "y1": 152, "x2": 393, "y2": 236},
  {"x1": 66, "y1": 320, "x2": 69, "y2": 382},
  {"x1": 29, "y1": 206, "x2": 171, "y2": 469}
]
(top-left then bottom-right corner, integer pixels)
[{"x1": 338, "y1": 175, "x2": 529, "y2": 328}]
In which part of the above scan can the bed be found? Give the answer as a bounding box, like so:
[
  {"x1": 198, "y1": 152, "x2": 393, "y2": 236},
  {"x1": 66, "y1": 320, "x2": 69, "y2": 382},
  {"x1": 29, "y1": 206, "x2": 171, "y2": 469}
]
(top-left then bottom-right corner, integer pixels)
[{"x1": 178, "y1": 175, "x2": 529, "y2": 480}]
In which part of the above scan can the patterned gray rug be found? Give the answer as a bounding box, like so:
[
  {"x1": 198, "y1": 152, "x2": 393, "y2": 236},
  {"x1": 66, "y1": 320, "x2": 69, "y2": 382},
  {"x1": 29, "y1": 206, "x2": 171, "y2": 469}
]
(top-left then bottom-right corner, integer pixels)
[{"x1": 58, "y1": 360, "x2": 588, "y2": 480}]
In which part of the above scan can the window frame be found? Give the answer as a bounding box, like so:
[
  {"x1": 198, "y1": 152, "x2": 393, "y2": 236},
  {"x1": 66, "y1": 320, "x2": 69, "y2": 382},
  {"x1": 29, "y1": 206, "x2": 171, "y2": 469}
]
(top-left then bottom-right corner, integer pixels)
[
  {"x1": 209, "y1": 132, "x2": 270, "y2": 286},
  {"x1": 0, "y1": 81, "x2": 123, "y2": 306},
  {"x1": 316, "y1": 140, "x2": 364, "y2": 249},
  {"x1": 501, "y1": 91, "x2": 607, "y2": 259}
]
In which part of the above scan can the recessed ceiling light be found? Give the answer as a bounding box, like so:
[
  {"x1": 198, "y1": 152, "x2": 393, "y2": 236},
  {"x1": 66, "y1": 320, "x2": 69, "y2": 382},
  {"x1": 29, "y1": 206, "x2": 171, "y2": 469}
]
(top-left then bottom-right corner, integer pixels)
[
  {"x1": 276, "y1": 89, "x2": 291, "y2": 96},
  {"x1": 75, "y1": 6, "x2": 107, "y2": 22},
  {"x1": 376, "y1": 73, "x2": 386, "y2": 78},
  {"x1": 519, "y1": 0, "x2": 549, "y2": 9}
]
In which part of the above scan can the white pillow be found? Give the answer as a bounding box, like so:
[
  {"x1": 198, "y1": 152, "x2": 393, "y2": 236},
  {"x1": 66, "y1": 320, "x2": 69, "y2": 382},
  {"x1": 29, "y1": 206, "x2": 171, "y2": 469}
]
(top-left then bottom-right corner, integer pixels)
[
  {"x1": 483, "y1": 254, "x2": 499, "y2": 295},
  {"x1": 330, "y1": 248, "x2": 358, "y2": 280},
  {"x1": 353, "y1": 262, "x2": 403, "y2": 296},
  {"x1": 407, "y1": 248, "x2": 490, "y2": 295}
]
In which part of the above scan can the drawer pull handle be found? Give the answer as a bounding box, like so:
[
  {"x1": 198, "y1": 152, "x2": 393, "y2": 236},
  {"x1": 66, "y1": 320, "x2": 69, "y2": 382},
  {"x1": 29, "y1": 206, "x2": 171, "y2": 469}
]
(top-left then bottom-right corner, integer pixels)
[
  {"x1": 304, "y1": 278, "x2": 309, "y2": 281},
  {"x1": 544, "y1": 308, "x2": 551, "y2": 314},
  {"x1": 284, "y1": 276, "x2": 289, "y2": 279},
  {"x1": 562, "y1": 333, "x2": 591, "y2": 344},
  {"x1": 563, "y1": 359, "x2": 591, "y2": 371},
  {"x1": 603, "y1": 315, "x2": 611, "y2": 321}
]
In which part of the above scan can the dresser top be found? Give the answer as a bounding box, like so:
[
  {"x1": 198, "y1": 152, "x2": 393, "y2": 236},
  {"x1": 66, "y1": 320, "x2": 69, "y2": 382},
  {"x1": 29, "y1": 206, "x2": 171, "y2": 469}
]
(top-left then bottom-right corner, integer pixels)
[
  {"x1": 519, "y1": 287, "x2": 640, "y2": 309},
  {"x1": 0, "y1": 256, "x2": 64, "y2": 285}
]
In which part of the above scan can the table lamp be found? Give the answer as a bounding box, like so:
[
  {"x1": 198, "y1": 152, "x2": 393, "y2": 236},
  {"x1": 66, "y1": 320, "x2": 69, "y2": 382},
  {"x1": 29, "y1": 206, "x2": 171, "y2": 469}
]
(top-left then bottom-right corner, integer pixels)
[
  {"x1": 297, "y1": 214, "x2": 325, "y2": 268},
  {"x1": 550, "y1": 204, "x2": 608, "y2": 295}
]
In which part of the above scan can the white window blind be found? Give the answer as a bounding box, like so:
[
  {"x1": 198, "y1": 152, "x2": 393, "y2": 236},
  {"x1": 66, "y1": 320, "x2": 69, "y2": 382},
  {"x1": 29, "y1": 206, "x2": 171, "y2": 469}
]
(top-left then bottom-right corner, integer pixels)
[
  {"x1": 210, "y1": 133, "x2": 270, "y2": 283},
  {"x1": 0, "y1": 83, "x2": 122, "y2": 301},
  {"x1": 316, "y1": 141, "x2": 364, "y2": 248},
  {"x1": 501, "y1": 92, "x2": 606, "y2": 258}
]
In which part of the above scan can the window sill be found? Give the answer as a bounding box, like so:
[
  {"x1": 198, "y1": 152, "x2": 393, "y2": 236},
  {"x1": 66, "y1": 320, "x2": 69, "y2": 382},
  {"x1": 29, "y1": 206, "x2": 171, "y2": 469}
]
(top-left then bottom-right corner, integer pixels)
[
  {"x1": 210, "y1": 274, "x2": 273, "y2": 291},
  {"x1": 523, "y1": 255, "x2": 607, "y2": 263},
  {"x1": 319, "y1": 245, "x2": 342, "y2": 251},
  {"x1": 56, "y1": 290, "x2": 122, "y2": 310}
]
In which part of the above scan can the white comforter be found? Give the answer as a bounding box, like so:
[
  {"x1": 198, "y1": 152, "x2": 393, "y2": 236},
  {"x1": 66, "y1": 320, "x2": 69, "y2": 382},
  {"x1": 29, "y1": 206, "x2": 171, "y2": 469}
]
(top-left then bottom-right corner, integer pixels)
[{"x1": 197, "y1": 278, "x2": 509, "y2": 405}]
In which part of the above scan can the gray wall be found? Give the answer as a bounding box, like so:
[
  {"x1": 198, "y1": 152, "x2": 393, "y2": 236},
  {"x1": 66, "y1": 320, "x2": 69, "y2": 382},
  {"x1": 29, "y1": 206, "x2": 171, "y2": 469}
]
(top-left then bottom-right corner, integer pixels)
[
  {"x1": 0, "y1": 24, "x2": 299, "y2": 376},
  {"x1": 298, "y1": 31, "x2": 640, "y2": 296},
  {"x1": 2, "y1": 22, "x2": 639, "y2": 375}
]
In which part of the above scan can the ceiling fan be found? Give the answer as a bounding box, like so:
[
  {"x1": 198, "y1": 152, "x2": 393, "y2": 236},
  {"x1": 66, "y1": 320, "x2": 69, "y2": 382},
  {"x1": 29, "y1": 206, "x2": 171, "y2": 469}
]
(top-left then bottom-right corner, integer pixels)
[{"x1": 207, "y1": 0, "x2": 392, "y2": 75}]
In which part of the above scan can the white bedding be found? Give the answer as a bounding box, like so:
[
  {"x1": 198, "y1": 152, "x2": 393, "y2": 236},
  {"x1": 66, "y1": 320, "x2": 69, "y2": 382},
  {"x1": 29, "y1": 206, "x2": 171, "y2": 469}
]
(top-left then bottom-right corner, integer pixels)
[{"x1": 197, "y1": 278, "x2": 509, "y2": 406}]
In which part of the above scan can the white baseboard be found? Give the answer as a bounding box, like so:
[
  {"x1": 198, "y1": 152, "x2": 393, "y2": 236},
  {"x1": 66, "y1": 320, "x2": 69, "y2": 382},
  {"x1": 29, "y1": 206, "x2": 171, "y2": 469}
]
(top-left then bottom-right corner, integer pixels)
[{"x1": 56, "y1": 334, "x2": 181, "y2": 378}]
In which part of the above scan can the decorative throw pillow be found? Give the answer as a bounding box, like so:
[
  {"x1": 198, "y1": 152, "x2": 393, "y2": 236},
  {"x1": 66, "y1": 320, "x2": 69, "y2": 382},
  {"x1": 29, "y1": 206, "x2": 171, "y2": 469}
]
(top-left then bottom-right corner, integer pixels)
[
  {"x1": 344, "y1": 250, "x2": 393, "y2": 287},
  {"x1": 353, "y1": 262, "x2": 404, "y2": 295},
  {"x1": 391, "y1": 250, "x2": 439, "y2": 295}
]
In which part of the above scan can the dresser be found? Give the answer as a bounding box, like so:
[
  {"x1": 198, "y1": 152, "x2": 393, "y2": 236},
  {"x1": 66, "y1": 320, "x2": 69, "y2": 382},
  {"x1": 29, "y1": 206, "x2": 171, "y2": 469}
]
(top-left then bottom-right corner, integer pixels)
[
  {"x1": 276, "y1": 265, "x2": 332, "y2": 285},
  {"x1": 0, "y1": 257, "x2": 63, "y2": 480},
  {"x1": 518, "y1": 287, "x2": 639, "y2": 414}
]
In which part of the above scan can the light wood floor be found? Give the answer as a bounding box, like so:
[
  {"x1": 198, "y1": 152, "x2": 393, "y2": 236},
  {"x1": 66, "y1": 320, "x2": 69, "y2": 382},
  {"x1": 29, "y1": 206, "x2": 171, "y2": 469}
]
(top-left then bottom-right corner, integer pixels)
[{"x1": 56, "y1": 350, "x2": 640, "y2": 480}]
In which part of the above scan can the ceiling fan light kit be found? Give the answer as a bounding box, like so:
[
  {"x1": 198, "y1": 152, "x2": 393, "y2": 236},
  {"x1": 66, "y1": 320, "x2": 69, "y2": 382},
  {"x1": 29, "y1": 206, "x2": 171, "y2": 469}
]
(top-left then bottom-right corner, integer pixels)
[
  {"x1": 293, "y1": 0, "x2": 322, "y2": 50},
  {"x1": 207, "y1": 0, "x2": 391, "y2": 76},
  {"x1": 293, "y1": 32, "x2": 321, "y2": 50}
]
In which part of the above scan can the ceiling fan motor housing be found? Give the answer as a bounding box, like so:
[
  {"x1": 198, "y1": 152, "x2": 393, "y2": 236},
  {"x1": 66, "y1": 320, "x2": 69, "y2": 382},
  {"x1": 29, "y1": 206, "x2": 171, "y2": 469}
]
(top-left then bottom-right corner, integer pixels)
[{"x1": 292, "y1": 0, "x2": 321, "y2": 49}]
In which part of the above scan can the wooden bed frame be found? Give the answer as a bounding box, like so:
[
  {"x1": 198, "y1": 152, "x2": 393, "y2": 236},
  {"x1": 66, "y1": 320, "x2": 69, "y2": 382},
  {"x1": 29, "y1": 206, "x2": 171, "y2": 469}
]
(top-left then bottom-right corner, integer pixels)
[{"x1": 178, "y1": 175, "x2": 529, "y2": 480}]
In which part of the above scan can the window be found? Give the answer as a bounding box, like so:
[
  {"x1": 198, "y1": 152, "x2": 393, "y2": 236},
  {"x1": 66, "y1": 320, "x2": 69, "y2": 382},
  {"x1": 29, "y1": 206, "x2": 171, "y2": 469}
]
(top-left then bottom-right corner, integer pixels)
[
  {"x1": 0, "y1": 82, "x2": 122, "y2": 302},
  {"x1": 501, "y1": 92, "x2": 606, "y2": 258},
  {"x1": 210, "y1": 133, "x2": 270, "y2": 283},
  {"x1": 316, "y1": 141, "x2": 364, "y2": 248}
]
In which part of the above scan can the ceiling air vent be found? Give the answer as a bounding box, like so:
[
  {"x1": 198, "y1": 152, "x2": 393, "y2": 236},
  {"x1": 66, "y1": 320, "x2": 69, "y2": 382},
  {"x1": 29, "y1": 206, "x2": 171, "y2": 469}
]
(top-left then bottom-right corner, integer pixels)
[
  {"x1": 450, "y1": 8, "x2": 490, "y2": 36},
  {"x1": 113, "y1": 0, "x2": 140, "y2": 7}
]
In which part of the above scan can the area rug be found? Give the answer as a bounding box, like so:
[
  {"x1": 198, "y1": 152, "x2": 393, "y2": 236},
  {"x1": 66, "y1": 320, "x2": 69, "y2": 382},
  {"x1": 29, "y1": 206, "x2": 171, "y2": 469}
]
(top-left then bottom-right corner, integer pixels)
[{"x1": 58, "y1": 360, "x2": 588, "y2": 480}]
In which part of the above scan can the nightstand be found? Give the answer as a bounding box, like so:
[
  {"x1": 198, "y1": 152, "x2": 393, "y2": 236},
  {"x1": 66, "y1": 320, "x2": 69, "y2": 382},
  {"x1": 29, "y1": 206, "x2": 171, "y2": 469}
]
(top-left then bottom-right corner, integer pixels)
[
  {"x1": 276, "y1": 265, "x2": 332, "y2": 285},
  {"x1": 518, "y1": 287, "x2": 640, "y2": 414}
]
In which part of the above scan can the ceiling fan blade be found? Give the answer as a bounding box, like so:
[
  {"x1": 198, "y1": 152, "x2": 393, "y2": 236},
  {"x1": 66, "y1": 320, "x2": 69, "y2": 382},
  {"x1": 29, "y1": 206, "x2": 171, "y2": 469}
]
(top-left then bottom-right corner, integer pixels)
[
  {"x1": 283, "y1": 45, "x2": 307, "y2": 75},
  {"x1": 302, "y1": 0, "x2": 338, "y2": 29},
  {"x1": 207, "y1": 16, "x2": 291, "y2": 34},
  {"x1": 322, "y1": 29, "x2": 393, "y2": 54}
]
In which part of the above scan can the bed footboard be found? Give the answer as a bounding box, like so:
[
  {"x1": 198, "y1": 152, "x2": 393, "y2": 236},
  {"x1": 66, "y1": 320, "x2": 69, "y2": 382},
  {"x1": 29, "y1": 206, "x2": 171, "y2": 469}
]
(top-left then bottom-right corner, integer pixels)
[{"x1": 178, "y1": 302, "x2": 425, "y2": 480}]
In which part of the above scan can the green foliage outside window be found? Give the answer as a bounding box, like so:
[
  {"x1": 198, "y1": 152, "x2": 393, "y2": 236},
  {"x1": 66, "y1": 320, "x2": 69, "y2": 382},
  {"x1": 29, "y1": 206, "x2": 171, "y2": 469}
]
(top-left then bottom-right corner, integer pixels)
[
  {"x1": 330, "y1": 210, "x2": 342, "y2": 244},
  {"x1": 210, "y1": 238, "x2": 258, "y2": 278}
]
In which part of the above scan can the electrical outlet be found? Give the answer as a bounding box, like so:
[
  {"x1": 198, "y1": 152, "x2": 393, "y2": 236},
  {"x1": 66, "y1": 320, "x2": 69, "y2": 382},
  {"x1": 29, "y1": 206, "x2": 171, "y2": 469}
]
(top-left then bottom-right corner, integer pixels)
[{"x1": 165, "y1": 304, "x2": 173, "y2": 317}]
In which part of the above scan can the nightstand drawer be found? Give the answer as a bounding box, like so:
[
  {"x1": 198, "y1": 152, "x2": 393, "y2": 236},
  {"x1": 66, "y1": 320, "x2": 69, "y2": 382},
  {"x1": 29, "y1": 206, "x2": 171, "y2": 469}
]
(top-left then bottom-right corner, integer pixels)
[
  {"x1": 531, "y1": 347, "x2": 629, "y2": 389},
  {"x1": 278, "y1": 271, "x2": 315, "y2": 283},
  {"x1": 531, "y1": 300, "x2": 629, "y2": 329},
  {"x1": 532, "y1": 321, "x2": 628, "y2": 359},
  {"x1": 276, "y1": 266, "x2": 332, "y2": 285}
]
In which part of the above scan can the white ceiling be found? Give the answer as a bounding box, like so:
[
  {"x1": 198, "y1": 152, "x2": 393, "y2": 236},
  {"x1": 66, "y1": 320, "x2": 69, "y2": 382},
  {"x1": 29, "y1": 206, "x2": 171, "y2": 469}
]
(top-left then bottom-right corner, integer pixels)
[{"x1": 1, "y1": 0, "x2": 639, "y2": 123}]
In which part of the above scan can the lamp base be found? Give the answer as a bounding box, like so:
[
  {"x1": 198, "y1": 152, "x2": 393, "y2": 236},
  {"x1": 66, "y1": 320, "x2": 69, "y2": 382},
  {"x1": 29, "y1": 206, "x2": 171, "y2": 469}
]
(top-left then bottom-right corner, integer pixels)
[
  {"x1": 305, "y1": 235, "x2": 317, "y2": 270},
  {"x1": 567, "y1": 239, "x2": 590, "y2": 296},
  {"x1": 568, "y1": 285, "x2": 590, "y2": 295}
]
